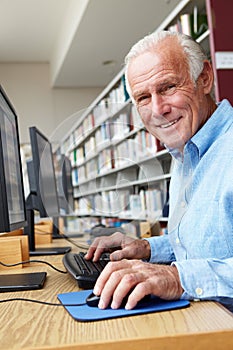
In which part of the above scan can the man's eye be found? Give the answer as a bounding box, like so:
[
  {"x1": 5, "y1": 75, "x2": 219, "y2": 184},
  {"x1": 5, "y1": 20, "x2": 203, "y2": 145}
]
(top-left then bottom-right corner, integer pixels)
[
  {"x1": 161, "y1": 84, "x2": 176, "y2": 95},
  {"x1": 136, "y1": 95, "x2": 149, "y2": 104}
]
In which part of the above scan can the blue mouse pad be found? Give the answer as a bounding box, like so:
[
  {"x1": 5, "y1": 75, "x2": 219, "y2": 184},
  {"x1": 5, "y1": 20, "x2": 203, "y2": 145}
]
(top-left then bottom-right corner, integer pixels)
[{"x1": 57, "y1": 289, "x2": 190, "y2": 322}]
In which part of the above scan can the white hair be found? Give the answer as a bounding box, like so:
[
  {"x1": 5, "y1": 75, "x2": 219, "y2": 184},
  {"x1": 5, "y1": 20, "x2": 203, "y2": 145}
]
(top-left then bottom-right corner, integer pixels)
[{"x1": 124, "y1": 30, "x2": 208, "y2": 100}]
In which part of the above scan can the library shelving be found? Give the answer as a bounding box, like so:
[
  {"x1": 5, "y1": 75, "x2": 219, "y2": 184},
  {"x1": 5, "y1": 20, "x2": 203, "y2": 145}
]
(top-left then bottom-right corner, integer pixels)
[{"x1": 56, "y1": 0, "x2": 231, "y2": 235}]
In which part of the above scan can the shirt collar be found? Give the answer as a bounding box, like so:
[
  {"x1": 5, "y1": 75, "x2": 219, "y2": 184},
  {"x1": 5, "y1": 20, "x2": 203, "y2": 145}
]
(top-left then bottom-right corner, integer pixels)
[
  {"x1": 191, "y1": 99, "x2": 233, "y2": 158},
  {"x1": 166, "y1": 99, "x2": 233, "y2": 161}
]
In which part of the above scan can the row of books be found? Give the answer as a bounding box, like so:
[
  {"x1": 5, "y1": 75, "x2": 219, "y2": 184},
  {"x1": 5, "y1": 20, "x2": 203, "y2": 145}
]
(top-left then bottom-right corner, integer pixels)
[
  {"x1": 168, "y1": 6, "x2": 208, "y2": 39},
  {"x1": 95, "y1": 122, "x2": 111, "y2": 150},
  {"x1": 71, "y1": 130, "x2": 164, "y2": 185},
  {"x1": 71, "y1": 152, "x2": 112, "y2": 185},
  {"x1": 63, "y1": 100, "x2": 143, "y2": 156},
  {"x1": 69, "y1": 111, "x2": 155, "y2": 170},
  {"x1": 130, "y1": 104, "x2": 144, "y2": 129},
  {"x1": 73, "y1": 188, "x2": 165, "y2": 219},
  {"x1": 62, "y1": 90, "x2": 141, "y2": 157},
  {"x1": 110, "y1": 112, "x2": 131, "y2": 141},
  {"x1": 70, "y1": 121, "x2": 111, "y2": 167},
  {"x1": 75, "y1": 189, "x2": 164, "y2": 219},
  {"x1": 114, "y1": 130, "x2": 158, "y2": 168},
  {"x1": 93, "y1": 76, "x2": 130, "y2": 125}
]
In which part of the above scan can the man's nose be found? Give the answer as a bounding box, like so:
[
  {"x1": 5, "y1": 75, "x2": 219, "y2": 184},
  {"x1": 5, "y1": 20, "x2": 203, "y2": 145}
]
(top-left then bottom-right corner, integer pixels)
[{"x1": 151, "y1": 94, "x2": 171, "y2": 117}]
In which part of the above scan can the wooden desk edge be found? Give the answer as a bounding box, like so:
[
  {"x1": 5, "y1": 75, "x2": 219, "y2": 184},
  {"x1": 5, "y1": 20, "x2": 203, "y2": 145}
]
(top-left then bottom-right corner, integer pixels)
[{"x1": 34, "y1": 328, "x2": 233, "y2": 350}]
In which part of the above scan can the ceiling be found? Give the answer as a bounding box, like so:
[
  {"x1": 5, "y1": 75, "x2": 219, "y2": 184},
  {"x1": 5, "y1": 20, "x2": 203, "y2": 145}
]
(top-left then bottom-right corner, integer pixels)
[{"x1": 0, "y1": 0, "x2": 181, "y2": 88}]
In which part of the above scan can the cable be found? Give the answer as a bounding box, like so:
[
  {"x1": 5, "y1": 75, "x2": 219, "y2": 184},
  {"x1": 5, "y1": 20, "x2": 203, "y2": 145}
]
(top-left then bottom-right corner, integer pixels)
[
  {"x1": 0, "y1": 297, "x2": 86, "y2": 307},
  {"x1": 58, "y1": 234, "x2": 89, "y2": 250},
  {"x1": 0, "y1": 259, "x2": 90, "y2": 307},
  {"x1": 0, "y1": 260, "x2": 67, "y2": 274},
  {"x1": 0, "y1": 260, "x2": 87, "y2": 307}
]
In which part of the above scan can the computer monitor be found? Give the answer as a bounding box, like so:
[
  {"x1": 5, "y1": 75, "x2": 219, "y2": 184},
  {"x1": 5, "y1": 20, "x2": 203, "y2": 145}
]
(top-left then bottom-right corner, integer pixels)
[
  {"x1": 0, "y1": 85, "x2": 27, "y2": 232},
  {"x1": 25, "y1": 126, "x2": 71, "y2": 255},
  {"x1": 0, "y1": 85, "x2": 47, "y2": 291},
  {"x1": 54, "y1": 154, "x2": 83, "y2": 239},
  {"x1": 57, "y1": 154, "x2": 74, "y2": 215},
  {"x1": 29, "y1": 126, "x2": 60, "y2": 218}
]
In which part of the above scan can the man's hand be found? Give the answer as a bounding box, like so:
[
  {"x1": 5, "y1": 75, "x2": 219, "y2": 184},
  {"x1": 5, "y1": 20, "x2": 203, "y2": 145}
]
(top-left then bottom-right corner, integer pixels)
[
  {"x1": 85, "y1": 232, "x2": 151, "y2": 262},
  {"x1": 93, "y1": 259, "x2": 184, "y2": 310}
]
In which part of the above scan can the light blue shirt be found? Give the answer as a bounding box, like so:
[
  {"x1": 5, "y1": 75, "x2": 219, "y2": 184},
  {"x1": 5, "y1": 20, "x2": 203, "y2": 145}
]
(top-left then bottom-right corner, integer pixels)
[{"x1": 145, "y1": 99, "x2": 233, "y2": 311}]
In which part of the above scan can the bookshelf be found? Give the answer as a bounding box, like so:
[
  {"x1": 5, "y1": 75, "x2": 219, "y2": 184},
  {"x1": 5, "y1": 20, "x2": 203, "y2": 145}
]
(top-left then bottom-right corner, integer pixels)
[{"x1": 57, "y1": 0, "x2": 228, "y2": 235}]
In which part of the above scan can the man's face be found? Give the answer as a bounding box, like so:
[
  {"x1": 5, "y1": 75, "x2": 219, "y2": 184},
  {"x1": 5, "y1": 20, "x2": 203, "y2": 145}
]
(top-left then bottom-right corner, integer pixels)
[{"x1": 128, "y1": 40, "x2": 212, "y2": 151}]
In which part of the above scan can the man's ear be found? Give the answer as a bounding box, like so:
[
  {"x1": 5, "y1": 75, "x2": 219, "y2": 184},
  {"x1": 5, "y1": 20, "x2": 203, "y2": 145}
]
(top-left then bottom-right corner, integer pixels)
[{"x1": 199, "y1": 60, "x2": 214, "y2": 94}]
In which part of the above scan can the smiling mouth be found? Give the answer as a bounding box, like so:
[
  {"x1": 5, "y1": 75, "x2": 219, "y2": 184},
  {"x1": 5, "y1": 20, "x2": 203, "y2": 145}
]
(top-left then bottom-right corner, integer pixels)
[{"x1": 159, "y1": 117, "x2": 181, "y2": 129}]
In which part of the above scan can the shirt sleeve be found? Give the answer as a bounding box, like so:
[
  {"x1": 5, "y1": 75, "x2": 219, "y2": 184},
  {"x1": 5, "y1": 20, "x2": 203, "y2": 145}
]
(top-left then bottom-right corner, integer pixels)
[
  {"x1": 173, "y1": 257, "x2": 233, "y2": 300},
  {"x1": 144, "y1": 235, "x2": 176, "y2": 263}
]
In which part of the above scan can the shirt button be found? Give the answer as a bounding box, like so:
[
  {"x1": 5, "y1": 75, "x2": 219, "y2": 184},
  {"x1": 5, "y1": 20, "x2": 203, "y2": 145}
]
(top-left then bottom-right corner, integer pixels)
[
  {"x1": 180, "y1": 201, "x2": 186, "y2": 208},
  {"x1": 176, "y1": 238, "x2": 180, "y2": 244},
  {"x1": 195, "y1": 287, "x2": 203, "y2": 296}
]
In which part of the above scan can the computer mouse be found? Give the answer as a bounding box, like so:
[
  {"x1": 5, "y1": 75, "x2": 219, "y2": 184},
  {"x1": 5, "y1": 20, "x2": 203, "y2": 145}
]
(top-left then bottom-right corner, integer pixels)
[
  {"x1": 86, "y1": 292, "x2": 101, "y2": 307},
  {"x1": 86, "y1": 291, "x2": 151, "y2": 308}
]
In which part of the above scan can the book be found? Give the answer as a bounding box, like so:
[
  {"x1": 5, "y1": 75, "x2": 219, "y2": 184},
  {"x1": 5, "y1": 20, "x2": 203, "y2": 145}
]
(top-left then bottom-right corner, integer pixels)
[{"x1": 180, "y1": 10, "x2": 208, "y2": 39}]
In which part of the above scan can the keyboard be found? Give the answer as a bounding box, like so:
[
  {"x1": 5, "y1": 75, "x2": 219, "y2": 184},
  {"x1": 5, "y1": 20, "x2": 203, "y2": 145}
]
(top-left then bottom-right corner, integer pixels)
[{"x1": 62, "y1": 251, "x2": 110, "y2": 289}]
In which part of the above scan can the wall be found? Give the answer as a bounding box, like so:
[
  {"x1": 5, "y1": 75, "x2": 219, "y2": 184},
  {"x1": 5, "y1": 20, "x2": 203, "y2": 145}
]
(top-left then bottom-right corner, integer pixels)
[{"x1": 0, "y1": 62, "x2": 102, "y2": 144}]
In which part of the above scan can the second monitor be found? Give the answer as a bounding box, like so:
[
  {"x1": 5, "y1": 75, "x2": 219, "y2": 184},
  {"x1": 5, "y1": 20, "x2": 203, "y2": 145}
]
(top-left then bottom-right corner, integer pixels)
[
  {"x1": 56, "y1": 154, "x2": 74, "y2": 216},
  {"x1": 25, "y1": 126, "x2": 71, "y2": 255}
]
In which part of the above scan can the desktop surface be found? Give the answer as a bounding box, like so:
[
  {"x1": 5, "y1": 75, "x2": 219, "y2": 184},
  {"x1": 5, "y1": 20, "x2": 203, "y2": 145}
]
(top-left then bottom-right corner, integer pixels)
[{"x1": 0, "y1": 240, "x2": 233, "y2": 350}]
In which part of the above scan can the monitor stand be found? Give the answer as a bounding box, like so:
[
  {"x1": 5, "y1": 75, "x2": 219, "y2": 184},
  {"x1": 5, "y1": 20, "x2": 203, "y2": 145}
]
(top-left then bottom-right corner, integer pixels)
[{"x1": 24, "y1": 209, "x2": 71, "y2": 256}]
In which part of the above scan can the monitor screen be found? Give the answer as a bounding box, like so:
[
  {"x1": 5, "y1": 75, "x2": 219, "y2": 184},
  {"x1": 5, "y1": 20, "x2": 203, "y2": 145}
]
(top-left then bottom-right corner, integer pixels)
[
  {"x1": 0, "y1": 86, "x2": 27, "y2": 232},
  {"x1": 29, "y1": 126, "x2": 60, "y2": 218}
]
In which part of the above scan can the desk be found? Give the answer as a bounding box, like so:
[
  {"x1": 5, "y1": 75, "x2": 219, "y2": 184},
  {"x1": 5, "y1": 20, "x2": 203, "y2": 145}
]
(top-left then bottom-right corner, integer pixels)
[{"x1": 0, "y1": 239, "x2": 233, "y2": 350}]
